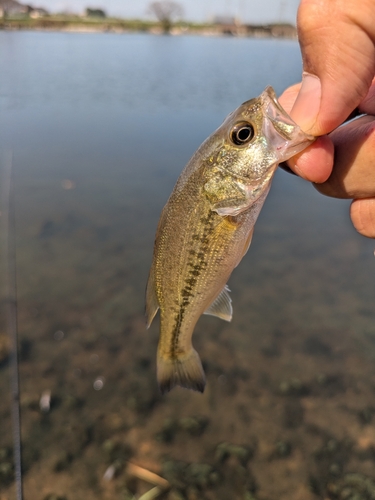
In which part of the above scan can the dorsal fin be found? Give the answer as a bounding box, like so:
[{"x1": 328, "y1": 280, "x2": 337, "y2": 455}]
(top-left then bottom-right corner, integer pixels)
[{"x1": 204, "y1": 285, "x2": 232, "y2": 322}]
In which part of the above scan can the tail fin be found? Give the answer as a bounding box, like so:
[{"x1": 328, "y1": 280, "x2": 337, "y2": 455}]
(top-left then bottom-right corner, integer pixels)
[{"x1": 157, "y1": 349, "x2": 206, "y2": 395}]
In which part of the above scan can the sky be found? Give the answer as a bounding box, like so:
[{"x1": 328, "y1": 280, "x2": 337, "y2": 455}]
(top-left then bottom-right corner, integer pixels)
[{"x1": 33, "y1": 0, "x2": 301, "y2": 24}]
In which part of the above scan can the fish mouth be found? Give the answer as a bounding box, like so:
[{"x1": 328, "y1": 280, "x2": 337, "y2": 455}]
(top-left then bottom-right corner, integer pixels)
[{"x1": 261, "y1": 86, "x2": 315, "y2": 162}]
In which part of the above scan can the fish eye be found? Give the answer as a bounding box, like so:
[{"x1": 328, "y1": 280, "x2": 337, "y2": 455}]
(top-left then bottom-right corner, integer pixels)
[{"x1": 230, "y1": 122, "x2": 255, "y2": 146}]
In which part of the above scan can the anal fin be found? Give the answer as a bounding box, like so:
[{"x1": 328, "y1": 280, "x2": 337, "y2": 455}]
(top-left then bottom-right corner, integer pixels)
[
  {"x1": 204, "y1": 284, "x2": 232, "y2": 322},
  {"x1": 145, "y1": 268, "x2": 159, "y2": 328}
]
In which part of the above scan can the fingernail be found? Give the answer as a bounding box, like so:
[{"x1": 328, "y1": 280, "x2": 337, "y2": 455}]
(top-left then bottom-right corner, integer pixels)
[{"x1": 290, "y1": 73, "x2": 321, "y2": 132}]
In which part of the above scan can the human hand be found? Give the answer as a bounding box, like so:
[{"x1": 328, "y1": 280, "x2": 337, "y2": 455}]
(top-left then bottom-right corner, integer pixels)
[{"x1": 279, "y1": 0, "x2": 375, "y2": 237}]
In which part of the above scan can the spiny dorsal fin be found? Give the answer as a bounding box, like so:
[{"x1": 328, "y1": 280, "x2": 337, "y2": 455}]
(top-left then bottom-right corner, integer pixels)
[
  {"x1": 204, "y1": 284, "x2": 232, "y2": 322},
  {"x1": 145, "y1": 268, "x2": 159, "y2": 328}
]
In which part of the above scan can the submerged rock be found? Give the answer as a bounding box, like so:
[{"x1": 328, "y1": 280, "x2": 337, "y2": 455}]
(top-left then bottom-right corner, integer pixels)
[
  {"x1": 53, "y1": 451, "x2": 73, "y2": 472},
  {"x1": 0, "y1": 447, "x2": 14, "y2": 486},
  {"x1": 327, "y1": 473, "x2": 375, "y2": 499},
  {"x1": 156, "y1": 415, "x2": 209, "y2": 443},
  {"x1": 178, "y1": 415, "x2": 209, "y2": 437},
  {"x1": 162, "y1": 460, "x2": 188, "y2": 490},
  {"x1": 102, "y1": 439, "x2": 132, "y2": 464},
  {"x1": 155, "y1": 418, "x2": 178, "y2": 443},
  {"x1": 215, "y1": 442, "x2": 254, "y2": 465},
  {"x1": 162, "y1": 460, "x2": 219, "y2": 492},
  {"x1": 185, "y1": 462, "x2": 219, "y2": 489},
  {"x1": 274, "y1": 440, "x2": 292, "y2": 458},
  {"x1": 358, "y1": 407, "x2": 375, "y2": 425},
  {"x1": 0, "y1": 461, "x2": 14, "y2": 484},
  {"x1": 279, "y1": 378, "x2": 310, "y2": 397}
]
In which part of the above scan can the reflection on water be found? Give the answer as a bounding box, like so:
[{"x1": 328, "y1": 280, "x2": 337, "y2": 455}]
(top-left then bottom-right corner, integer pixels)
[{"x1": 1, "y1": 32, "x2": 375, "y2": 500}]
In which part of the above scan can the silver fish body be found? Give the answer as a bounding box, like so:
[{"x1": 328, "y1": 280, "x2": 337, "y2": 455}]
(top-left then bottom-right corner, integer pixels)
[{"x1": 146, "y1": 87, "x2": 314, "y2": 394}]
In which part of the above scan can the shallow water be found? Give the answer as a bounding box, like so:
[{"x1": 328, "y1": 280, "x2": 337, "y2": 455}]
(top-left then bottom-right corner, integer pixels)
[{"x1": 1, "y1": 31, "x2": 375, "y2": 500}]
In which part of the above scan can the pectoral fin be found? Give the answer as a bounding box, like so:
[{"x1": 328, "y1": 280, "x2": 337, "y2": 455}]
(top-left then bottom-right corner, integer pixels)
[
  {"x1": 204, "y1": 285, "x2": 232, "y2": 322},
  {"x1": 145, "y1": 269, "x2": 159, "y2": 328}
]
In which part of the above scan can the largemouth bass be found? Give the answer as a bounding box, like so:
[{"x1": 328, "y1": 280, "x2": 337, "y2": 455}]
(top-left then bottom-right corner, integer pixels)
[{"x1": 146, "y1": 87, "x2": 314, "y2": 394}]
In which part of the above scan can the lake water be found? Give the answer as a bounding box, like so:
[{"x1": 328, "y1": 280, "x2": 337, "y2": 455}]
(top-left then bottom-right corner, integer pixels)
[{"x1": 1, "y1": 31, "x2": 375, "y2": 500}]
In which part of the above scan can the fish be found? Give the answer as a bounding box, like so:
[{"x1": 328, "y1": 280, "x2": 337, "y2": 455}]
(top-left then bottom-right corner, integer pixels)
[{"x1": 146, "y1": 86, "x2": 314, "y2": 394}]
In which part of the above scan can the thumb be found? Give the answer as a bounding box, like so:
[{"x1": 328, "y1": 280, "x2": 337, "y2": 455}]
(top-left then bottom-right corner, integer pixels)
[{"x1": 290, "y1": 0, "x2": 375, "y2": 135}]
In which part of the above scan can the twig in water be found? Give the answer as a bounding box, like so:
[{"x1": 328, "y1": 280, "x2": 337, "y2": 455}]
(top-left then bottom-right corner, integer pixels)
[
  {"x1": 138, "y1": 486, "x2": 164, "y2": 500},
  {"x1": 127, "y1": 462, "x2": 169, "y2": 490}
]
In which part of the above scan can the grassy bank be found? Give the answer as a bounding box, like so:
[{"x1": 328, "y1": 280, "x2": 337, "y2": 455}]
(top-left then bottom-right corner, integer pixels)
[
  {"x1": 0, "y1": 16, "x2": 296, "y2": 37},
  {"x1": 0, "y1": 16, "x2": 157, "y2": 32}
]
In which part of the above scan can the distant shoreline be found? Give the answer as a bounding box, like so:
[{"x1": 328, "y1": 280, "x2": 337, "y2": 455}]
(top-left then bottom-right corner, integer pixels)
[{"x1": 0, "y1": 17, "x2": 297, "y2": 39}]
